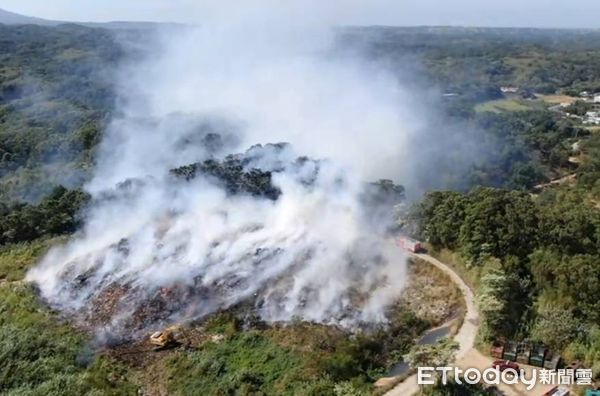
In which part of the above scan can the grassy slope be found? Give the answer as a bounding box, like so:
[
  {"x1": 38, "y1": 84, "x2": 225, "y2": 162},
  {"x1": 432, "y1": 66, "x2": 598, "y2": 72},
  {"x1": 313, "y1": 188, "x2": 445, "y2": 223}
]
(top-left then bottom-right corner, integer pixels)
[
  {"x1": 0, "y1": 24, "x2": 120, "y2": 203},
  {"x1": 6, "y1": 25, "x2": 600, "y2": 395},
  {"x1": 164, "y1": 315, "x2": 428, "y2": 396},
  {"x1": 0, "y1": 237, "x2": 138, "y2": 395},
  {"x1": 1, "y1": 236, "x2": 460, "y2": 396},
  {"x1": 0, "y1": 237, "x2": 66, "y2": 282},
  {"x1": 474, "y1": 98, "x2": 532, "y2": 113},
  {"x1": 0, "y1": 283, "x2": 138, "y2": 395},
  {"x1": 159, "y1": 260, "x2": 465, "y2": 395},
  {"x1": 166, "y1": 330, "x2": 329, "y2": 395},
  {"x1": 159, "y1": 305, "x2": 429, "y2": 395}
]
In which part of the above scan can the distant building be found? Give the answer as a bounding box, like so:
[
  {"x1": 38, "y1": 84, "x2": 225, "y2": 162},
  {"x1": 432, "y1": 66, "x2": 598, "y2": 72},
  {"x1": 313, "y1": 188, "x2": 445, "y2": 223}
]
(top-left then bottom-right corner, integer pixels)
[
  {"x1": 594, "y1": 94, "x2": 600, "y2": 103},
  {"x1": 584, "y1": 111, "x2": 600, "y2": 125},
  {"x1": 501, "y1": 86, "x2": 518, "y2": 93},
  {"x1": 580, "y1": 91, "x2": 590, "y2": 98}
]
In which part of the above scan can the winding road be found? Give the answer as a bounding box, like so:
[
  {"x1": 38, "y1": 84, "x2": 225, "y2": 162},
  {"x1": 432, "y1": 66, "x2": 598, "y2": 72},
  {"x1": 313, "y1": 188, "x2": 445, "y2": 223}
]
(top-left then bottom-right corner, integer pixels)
[
  {"x1": 384, "y1": 252, "x2": 479, "y2": 396},
  {"x1": 383, "y1": 253, "x2": 558, "y2": 396}
]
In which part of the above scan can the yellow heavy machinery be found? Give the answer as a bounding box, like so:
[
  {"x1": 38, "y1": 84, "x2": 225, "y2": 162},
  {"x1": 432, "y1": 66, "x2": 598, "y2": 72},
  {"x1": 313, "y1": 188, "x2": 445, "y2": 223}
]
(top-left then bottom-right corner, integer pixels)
[{"x1": 149, "y1": 325, "x2": 181, "y2": 349}]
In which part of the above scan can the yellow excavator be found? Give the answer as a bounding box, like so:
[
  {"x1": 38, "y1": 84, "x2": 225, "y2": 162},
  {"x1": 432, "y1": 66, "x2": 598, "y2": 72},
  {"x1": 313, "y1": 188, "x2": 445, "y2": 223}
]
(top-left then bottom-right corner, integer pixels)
[{"x1": 149, "y1": 325, "x2": 181, "y2": 349}]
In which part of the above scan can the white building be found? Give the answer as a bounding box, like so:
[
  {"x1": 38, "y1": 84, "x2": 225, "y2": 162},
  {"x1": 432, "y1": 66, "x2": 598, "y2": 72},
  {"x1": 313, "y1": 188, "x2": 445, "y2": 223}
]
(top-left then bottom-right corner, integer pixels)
[
  {"x1": 584, "y1": 111, "x2": 600, "y2": 125},
  {"x1": 501, "y1": 86, "x2": 518, "y2": 93}
]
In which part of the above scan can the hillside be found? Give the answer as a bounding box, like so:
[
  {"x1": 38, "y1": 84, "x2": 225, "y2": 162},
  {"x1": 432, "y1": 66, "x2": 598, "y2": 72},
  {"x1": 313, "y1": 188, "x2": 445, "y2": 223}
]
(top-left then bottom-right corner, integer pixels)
[
  {"x1": 0, "y1": 21, "x2": 599, "y2": 395},
  {"x1": 0, "y1": 7, "x2": 59, "y2": 25},
  {"x1": 0, "y1": 23, "x2": 136, "y2": 202}
]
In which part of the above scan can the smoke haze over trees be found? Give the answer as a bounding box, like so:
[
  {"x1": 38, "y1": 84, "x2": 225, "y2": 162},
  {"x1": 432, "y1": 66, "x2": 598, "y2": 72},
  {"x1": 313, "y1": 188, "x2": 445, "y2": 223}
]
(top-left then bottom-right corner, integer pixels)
[{"x1": 1, "y1": 2, "x2": 600, "y2": 393}]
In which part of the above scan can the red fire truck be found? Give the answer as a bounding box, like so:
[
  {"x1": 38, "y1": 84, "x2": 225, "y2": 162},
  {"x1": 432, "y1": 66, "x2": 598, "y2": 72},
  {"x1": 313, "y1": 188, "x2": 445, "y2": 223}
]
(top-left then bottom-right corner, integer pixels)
[{"x1": 398, "y1": 236, "x2": 423, "y2": 253}]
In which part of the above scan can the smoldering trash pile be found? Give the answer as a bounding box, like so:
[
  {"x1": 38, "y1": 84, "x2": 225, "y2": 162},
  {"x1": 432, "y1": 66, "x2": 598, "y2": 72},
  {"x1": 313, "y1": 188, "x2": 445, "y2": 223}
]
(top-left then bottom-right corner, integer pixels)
[
  {"x1": 28, "y1": 140, "x2": 408, "y2": 341},
  {"x1": 25, "y1": 13, "x2": 425, "y2": 342}
]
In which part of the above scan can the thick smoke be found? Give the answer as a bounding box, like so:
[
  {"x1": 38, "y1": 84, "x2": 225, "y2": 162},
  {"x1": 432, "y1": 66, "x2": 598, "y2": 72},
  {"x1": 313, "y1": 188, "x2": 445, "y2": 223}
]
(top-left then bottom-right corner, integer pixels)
[{"x1": 27, "y1": 7, "x2": 431, "y2": 338}]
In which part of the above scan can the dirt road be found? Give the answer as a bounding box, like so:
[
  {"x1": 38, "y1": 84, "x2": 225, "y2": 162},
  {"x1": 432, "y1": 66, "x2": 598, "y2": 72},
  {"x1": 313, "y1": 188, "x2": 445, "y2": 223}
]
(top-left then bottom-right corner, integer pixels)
[
  {"x1": 533, "y1": 173, "x2": 576, "y2": 191},
  {"x1": 384, "y1": 252, "x2": 479, "y2": 396},
  {"x1": 383, "y1": 253, "x2": 557, "y2": 396}
]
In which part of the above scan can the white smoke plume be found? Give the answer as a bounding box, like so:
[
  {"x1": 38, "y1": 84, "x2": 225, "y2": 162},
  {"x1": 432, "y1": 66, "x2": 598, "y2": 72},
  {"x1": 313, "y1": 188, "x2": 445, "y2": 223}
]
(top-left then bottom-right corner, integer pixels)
[{"x1": 27, "y1": 4, "x2": 428, "y2": 339}]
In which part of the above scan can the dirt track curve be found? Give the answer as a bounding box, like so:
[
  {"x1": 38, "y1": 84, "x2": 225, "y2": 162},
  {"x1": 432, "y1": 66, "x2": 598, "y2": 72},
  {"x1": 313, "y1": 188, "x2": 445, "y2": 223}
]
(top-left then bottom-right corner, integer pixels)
[
  {"x1": 384, "y1": 252, "x2": 480, "y2": 396},
  {"x1": 384, "y1": 253, "x2": 560, "y2": 396}
]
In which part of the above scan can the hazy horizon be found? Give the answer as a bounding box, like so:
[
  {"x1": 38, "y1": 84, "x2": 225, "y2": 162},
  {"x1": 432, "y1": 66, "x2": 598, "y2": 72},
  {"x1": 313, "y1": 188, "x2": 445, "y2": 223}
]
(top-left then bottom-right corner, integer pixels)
[{"x1": 2, "y1": 0, "x2": 600, "y2": 29}]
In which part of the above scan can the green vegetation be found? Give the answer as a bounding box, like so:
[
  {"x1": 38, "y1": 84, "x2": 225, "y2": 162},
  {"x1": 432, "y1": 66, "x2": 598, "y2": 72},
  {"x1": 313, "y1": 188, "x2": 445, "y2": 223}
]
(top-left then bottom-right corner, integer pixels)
[
  {"x1": 404, "y1": 338, "x2": 458, "y2": 371},
  {"x1": 0, "y1": 237, "x2": 65, "y2": 281},
  {"x1": 412, "y1": 179, "x2": 600, "y2": 377},
  {"x1": 166, "y1": 312, "x2": 429, "y2": 395},
  {"x1": 411, "y1": 105, "x2": 600, "y2": 368},
  {"x1": 344, "y1": 26, "x2": 600, "y2": 103},
  {"x1": 0, "y1": 186, "x2": 90, "y2": 246},
  {"x1": 0, "y1": 228, "x2": 431, "y2": 396},
  {"x1": 166, "y1": 331, "x2": 328, "y2": 395},
  {"x1": 171, "y1": 154, "x2": 282, "y2": 200},
  {"x1": 1, "y1": 21, "x2": 600, "y2": 394},
  {"x1": 0, "y1": 194, "x2": 135, "y2": 395},
  {"x1": 0, "y1": 24, "x2": 122, "y2": 202},
  {"x1": 565, "y1": 100, "x2": 595, "y2": 116},
  {"x1": 0, "y1": 283, "x2": 137, "y2": 395},
  {"x1": 474, "y1": 99, "x2": 535, "y2": 113},
  {"x1": 470, "y1": 109, "x2": 585, "y2": 189}
]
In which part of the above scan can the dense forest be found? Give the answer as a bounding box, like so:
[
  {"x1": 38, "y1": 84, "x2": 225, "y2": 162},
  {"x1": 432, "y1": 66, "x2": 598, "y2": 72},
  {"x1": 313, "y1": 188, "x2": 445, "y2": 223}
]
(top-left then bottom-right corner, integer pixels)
[
  {"x1": 0, "y1": 22, "x2": 599, "y2": 395},
  {"x1": 352, "y1": 27, "x2": 600, "y2": 384},
  {"x1": 411, "y1": 135, "x2": 600, "y2": 379},
  {"x1": 0, "y1": 23, "x2": 126, "y2": 202},
  {"x1": 341, "y1": 27, "x2": 600, "y2": 98}
]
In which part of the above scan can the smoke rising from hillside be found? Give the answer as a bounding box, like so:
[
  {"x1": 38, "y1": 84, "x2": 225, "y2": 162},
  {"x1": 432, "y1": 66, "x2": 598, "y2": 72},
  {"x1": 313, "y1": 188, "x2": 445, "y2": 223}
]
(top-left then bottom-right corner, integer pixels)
[{"x1": 28, "y1": 6, "x2": 438, "y2": 338}]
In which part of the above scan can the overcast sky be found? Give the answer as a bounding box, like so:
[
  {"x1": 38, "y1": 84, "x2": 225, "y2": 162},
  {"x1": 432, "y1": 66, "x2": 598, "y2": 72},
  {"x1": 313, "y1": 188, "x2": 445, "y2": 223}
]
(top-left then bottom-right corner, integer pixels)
[{"x1": 2, "y1": 0, "x2": 600, "y2": 28}]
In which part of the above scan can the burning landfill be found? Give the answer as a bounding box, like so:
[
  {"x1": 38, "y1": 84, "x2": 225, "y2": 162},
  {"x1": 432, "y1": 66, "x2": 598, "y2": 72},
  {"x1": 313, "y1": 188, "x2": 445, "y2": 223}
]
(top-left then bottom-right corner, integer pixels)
[
  {"x1": 28, "y1": 141, "x2": 407, "y2": 341},
  {"x1": 26, "y1": 14, "x2": 424, "y2": 343}
]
